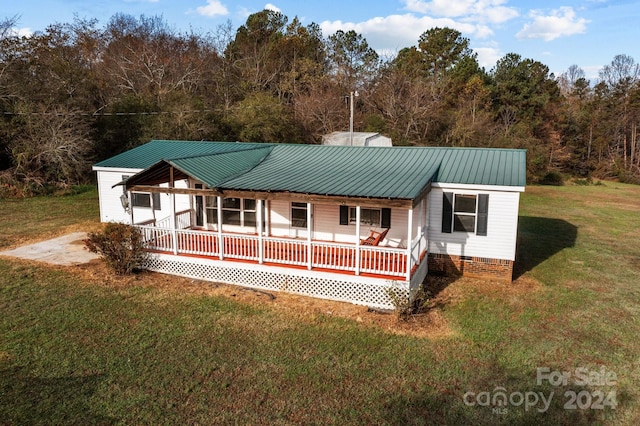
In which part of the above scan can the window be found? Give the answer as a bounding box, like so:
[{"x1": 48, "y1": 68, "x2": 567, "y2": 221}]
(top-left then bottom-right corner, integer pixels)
[
  {"x1": 291, "y1": 202, "x2": 307, "y2": 228},
  {"x1": 205, "y1": 196, "x2": 217, "y2": 225},
  {"x1": 122, "y1": 175, "x2": 161, "y2": 210},
  {"x1": 131, "y1": 192, "x2": 161, "y2": 210},
  {"x1": 222, "y1": 198, "x2": 241, "y2": 225},
  {"x1": 221, "y1": 197, "x2": 257, "y2": 227},
  {"x1": 350, "y1": 207, "x2": 381, "y2": 226},
  {"x1": 442, "y1": 192, "x2": 488, "y2": 235},
  {"x1": 244, "y1": 199, "x2": 256, "y2": 227},
  {"x1": 340, "y1": 206, "x2": 391, "y2": 228},
  {"x1": 453, "y1": 194, "x2": 477, "y2": 232}
]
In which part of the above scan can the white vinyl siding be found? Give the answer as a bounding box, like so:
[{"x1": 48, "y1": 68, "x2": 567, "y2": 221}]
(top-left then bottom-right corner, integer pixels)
[
  {"x1": 268, "y1": 201, "x2": 408, "y2": 247},
  {"x1": 95, "y1": 169, "x2": 190, "y2": 224},
  {"x1": 428, "y1": 187, "x2": 520, "y2": 261},
  {"x1": 329, "y1": 204, "x2": 407, "y2": 247},
  {"x1": 96, "y1": 169, "x2": 141, "y2": 223}
]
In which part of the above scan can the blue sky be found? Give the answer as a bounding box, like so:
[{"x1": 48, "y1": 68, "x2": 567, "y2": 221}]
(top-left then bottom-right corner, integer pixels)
[{"x1": 3, "y1": 0, "x2": 639, "y2": 80}]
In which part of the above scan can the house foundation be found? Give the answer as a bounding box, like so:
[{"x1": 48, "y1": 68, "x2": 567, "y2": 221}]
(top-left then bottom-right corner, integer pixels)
[{"x1": 427, "y1": 253, "x2": 513, "y2": 281}]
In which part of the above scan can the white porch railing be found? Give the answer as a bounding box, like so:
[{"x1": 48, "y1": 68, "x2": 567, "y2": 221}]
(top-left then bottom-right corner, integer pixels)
[
  {"x1": 135, "y1": 209, "x2": 192, "y2": 229},
  {"x1": 175, "y1": 229, "x2": 217, "y2": 256},
  {"x1": 312, "y1": 241, "x2": 355, "y2": 271},
  {"x1": 138, "y1": 226, "x2": 173, "y2": 252},
  {"x1": 175, "y1": 209, "x2": 192, "y2": 230},
  {"x1": 264, "y1": 237, "x2": 308, "y2": 266},
  {"x1": 360, "y1": 245, "x2": 407, "y2": 276},
  {"x1": 136, "y1": 226, "x2": 410, "y2": 278}
]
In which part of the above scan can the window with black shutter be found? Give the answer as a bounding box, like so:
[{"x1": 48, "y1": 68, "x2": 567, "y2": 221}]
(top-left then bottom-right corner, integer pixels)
[
  {"x1": 477, "y1": 194, "x2": 489, "y2": 236},
  {"x1": 340, "y1": 206, "x2": 392, "y2": 229},
  {"x1": 442, "y1": 192, "x2": 453, "y2": 233},
  {"x1": 442, "y1": 192, "x2": 489, "y2": 236},
  {"x1": 339, "y1": 205, "x2": 349, "y2": 225}
]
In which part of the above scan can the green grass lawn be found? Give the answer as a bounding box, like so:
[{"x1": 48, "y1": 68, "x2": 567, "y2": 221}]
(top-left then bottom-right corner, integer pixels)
[
  {"x1": 0, "y1": 185, "x2": 100, "y2": 249},
  {"x1": 1, "y1": 183, "x2": 639, "y2": 425}
]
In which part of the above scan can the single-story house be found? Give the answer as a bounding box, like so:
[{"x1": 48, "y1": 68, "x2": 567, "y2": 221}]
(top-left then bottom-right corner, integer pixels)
[{"x1": 93, "y1": 140, "x2": 526, "y2": 309}]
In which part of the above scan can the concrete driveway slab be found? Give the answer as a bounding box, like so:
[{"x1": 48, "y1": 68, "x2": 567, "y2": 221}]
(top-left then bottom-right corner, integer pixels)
[{"x1": 0, "y1": 232, "x2": 99, "y2": 266}]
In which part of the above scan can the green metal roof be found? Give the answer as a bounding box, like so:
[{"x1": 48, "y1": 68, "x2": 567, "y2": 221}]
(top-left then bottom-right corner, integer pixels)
[
  {"x1": 169, "y1": 146, "x2": 274, "y2": 188},
  {"x1": 220, "y1": 145, "x2": 445, "y2": 198},
  {"x1": 434, "y1": 148, "x2": 527, "y2": 187},
  {"x1": 93, "y1": 140, "x2": 266, "y2": 169},
  {"x1": 99, "y1": 140, "x2": 526, "y2": 200}
]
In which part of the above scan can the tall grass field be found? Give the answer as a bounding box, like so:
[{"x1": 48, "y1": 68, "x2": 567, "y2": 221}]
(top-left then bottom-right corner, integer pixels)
[{"x1": 0, "y1": 182, "x2": 638, "y2": 425}]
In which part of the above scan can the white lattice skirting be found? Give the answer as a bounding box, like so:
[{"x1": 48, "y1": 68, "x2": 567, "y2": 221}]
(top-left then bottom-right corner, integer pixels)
[{"x1": 143, "y1": 253, "x2": 409, "y2": 310}]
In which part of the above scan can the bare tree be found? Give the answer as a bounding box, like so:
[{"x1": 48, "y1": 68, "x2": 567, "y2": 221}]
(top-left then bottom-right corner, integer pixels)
[
  {"x1": 599, "y1": 54, "x2": 639, "y2": 88},
  {"x1": 9, "y1": 105, "x2": 92, "y2": 188},
  {"x1": 558, "y1": 65, "x2": 586, "y2": 95}
]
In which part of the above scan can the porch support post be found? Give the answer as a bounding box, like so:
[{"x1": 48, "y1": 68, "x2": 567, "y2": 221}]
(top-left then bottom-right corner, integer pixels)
[
  {"x1": 355, "y1": 206, "x2": 361, "y2": 275},
  {"x1": 406, "y1": 207, "x2": 413, "y2": 281},
  {"x1": 150, "y1": 189, "x2": 157, "y2": 225},
  {"x1": 307, "y1": 202, "x2": 312, "y2": 270},
  {"x1": 257, "y1": 199, "x2": 264, "y2": 264},
  {"x1": 217, "y1": 196, "x2": 223, "y2": 260},
  {"x1": 170, "y1": 194, "x2": 178, "y2": 255},
  {"x1": 128, "y1": 190, "x2": 134, "y2": 224},
  {"x1": 416, "y1": 201, "x2": 423, "y2": 265},
  {"x1": 422, "y1": 198, "x2": 428, "y2": 255},
  {"x1": 169, "y1": 167, "x2": 178, "y2": 255}
]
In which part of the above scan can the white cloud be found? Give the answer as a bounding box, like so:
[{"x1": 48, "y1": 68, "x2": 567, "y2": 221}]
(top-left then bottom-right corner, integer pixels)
[
  {"x1": 581, "y1": 65, "x2": 601, "y2": 81},
  {"x1": 480, "y1": 4, "x2": 519, "y2": 24},
  {"x1": 17, "y1": 27, "x2": 32, "y2": 37},
  {"x1": 6, "y1": 27, "x2": 32, "y2": 37},
  {"x1": 474, "y1": 45, "x2": 503, "y2": 69},
  {"x1": 320, "y1": 13, "x2": 494, "y2": 56},
  {"x1": 402, "y1": 0, "x2": 518, "y2": 24},
  {"x1": 516, "y1": 7, "x2": 589, "y2": 41},
  {"x1": 405, "y1": 0, "x2": 474, "y2": 16},
  {"x1": 264, "y1": 3, "x2": 281, "y2": 13},
  {"x1": 196, "y1": 0, "x2": 229, "y2": 18}
]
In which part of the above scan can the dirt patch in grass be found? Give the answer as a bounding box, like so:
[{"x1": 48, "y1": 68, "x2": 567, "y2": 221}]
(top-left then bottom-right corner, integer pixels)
[
  {"x1": 429, "y1": 274, "x2": 541, "y2": 303},
  {"x1": 63, "y1": 260, "x2": 542, "y2": 340}
]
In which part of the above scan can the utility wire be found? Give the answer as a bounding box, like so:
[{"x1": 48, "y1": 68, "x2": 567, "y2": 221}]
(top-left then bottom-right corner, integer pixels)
[{"x1": 1, "y1": 109, "x2": 218, "y2": 116}]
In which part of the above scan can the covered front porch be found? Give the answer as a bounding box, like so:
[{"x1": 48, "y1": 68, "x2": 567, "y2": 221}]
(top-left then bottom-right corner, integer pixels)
[
  {"x1": 121, "y1": 160, "x2": 430, "y2": 308},
  {"x1": 135, "y1": 209, "x2": 421, "y2": 281}
]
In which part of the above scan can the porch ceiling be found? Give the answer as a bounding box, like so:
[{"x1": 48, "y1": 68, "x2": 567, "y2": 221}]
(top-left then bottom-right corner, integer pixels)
[{"x1": 123, "y1": 162, "x2": 190, "y2": 187}]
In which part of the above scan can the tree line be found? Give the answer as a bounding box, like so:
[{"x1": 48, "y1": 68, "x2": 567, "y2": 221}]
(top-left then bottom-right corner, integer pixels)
[{"x1": 1, "y1": 10, "x2": 639, "y2": 196}]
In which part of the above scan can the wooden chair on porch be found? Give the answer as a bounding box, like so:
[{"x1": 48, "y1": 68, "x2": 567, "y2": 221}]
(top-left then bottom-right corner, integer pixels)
[{"x1": 360, "y1": 228, "x2": 389, "y2": 246}]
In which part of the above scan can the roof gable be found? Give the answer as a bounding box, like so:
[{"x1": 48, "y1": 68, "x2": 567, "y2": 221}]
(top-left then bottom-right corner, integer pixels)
[
  {"x1": 94, "y1": 140, "x2": 268, "y2": 169},
  {"x1": 170, "y1": 146, "x2": 274, "y2": 187}
]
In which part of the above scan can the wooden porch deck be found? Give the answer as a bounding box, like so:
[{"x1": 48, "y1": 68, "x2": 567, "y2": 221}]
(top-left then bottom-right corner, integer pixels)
[{"x1": 137, "y1": 225, "x2": 418, "y2": 280}]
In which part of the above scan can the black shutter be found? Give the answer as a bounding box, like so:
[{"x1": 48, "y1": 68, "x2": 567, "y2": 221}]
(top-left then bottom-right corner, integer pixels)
[
  {"x1": 339, "y1": 205, "x2": 349, "y2": 225},
  {"x1": 442, "y1": 192, "x2": 453, "y2": 233},
  {"x1": 153, "y1": 193, "x2": 162, "y2": 211},
  {"x1": 381, "y1": 208, "x2": 391, "y2": 228},
  {"x1": 477, "y1": 194, "x2": 489, "y2": 236},
  {"x1": 195, "y1": 196, "x2": 203, "y2": 227}
]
